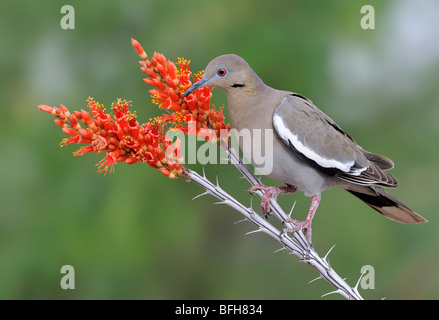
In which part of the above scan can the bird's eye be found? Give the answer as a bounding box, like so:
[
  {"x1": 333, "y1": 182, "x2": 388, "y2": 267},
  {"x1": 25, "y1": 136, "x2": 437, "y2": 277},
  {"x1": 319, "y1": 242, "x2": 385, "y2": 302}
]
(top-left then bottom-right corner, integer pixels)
[{"x1": 217, "y1": 68, "x2": 227, "y2": 77}]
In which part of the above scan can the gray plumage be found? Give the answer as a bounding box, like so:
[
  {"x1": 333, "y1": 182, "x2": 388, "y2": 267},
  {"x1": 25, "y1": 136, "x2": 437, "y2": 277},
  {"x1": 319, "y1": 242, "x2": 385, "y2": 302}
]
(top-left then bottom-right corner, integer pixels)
[{"x1": 184, "y1": 54, "x2": 427, "y2": 225}]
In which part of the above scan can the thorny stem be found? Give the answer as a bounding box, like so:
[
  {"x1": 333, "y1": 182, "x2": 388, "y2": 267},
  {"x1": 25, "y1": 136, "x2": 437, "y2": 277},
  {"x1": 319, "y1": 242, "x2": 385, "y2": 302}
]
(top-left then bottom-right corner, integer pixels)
[{"x1": 185, "y1": 147, "x2": 364, "y2": 300}]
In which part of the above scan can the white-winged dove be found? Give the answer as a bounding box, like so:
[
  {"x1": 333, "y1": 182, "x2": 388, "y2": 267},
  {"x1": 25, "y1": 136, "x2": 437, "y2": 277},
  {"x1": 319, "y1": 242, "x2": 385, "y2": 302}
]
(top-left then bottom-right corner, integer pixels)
[{"x1": 184, "y1": 54, "x2": 427, "y2": 242}]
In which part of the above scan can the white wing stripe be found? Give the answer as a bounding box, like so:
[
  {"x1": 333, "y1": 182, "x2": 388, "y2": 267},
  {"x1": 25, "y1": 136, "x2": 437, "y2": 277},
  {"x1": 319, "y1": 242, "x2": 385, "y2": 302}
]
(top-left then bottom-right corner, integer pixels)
[{"x1": 273, "y1": 113, "x2": 354, "y2": 173}]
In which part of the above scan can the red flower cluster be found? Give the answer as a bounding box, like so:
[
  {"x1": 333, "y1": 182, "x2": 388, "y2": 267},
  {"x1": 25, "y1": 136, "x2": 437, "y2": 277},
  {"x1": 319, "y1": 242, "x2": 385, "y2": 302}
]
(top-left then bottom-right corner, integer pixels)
[
  {"x1": 37, "y1": 39, "x2": 230, "y2": 178},
  {"x1": 38, "y1": 98, "x2": 183, "y2": 178},
  {"x1": 132, "y1": 39, "x2": 230, "y2": 144}
]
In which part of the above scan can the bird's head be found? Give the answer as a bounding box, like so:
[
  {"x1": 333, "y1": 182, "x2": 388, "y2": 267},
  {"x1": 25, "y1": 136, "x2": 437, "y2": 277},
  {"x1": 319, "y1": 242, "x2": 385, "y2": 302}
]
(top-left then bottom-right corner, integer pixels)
[{"x1": 183, "y1": 54, "x2": 263, "y2": 97}]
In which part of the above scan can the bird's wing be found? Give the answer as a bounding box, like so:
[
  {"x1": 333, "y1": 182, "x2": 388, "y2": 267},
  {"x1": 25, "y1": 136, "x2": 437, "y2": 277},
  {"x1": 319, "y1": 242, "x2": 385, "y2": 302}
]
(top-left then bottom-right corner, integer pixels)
[{"x1": 272, "y1": 93, "x2": 397, "y2": 187}]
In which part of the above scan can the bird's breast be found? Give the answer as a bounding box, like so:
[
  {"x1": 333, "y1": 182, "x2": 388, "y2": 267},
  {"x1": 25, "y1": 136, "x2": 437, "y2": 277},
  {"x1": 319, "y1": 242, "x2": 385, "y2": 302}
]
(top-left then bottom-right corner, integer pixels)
[{"x1": 228, "y1": 97, "x2": 334, "y2": 196}]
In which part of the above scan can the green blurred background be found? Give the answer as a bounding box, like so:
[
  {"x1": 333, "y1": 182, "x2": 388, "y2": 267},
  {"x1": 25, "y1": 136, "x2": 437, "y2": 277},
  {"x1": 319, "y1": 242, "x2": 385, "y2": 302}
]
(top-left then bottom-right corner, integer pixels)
[{"x1": 1, "y1": 0, "x2": 438, "y2": 299}]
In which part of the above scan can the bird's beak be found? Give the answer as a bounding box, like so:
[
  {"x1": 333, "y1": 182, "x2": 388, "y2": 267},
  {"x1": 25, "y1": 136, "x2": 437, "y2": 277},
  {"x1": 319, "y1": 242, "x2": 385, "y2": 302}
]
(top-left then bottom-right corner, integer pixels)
[{"x1": 183, "y1": 77, "x2": 210, "y2": 98}]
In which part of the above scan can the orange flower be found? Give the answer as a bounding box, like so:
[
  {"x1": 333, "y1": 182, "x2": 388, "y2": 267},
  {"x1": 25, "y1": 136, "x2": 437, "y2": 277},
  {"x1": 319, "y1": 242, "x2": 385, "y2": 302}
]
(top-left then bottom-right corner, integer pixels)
[
  {"x1": 38, "y1": 39, "x2": 231, "y2": 178},
  {"x1": 38, "y1": 98, "x2": 184, "y2": 178},
  {"x1": 131, "y1": 39, "x2": 231, "y2": 146}
]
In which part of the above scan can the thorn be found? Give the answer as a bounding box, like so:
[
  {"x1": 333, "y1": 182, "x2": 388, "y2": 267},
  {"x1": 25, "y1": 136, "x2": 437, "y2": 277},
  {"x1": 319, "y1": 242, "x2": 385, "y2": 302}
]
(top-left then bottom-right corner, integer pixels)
[
  {"x1": 354, "y1": 268, "x2": 367, "y2": 292},
  {"x1": 273, "y1": 247, "x2": 286, "y2": 254},
  {"x1": 202, "y1": 166, "x2": 206, "y2": 178},
  {"x1": 216, "y1": 174, "x2": 220, "y2": 187},
  {"x1": 288, "y1": 201, "x2": 297, "y2": 219},
  {"x1": 245, "y1": 228, "x2": 262, "y2": 236},
  {"x1": 308, "y1": 275, "x2": 322, "y2": 284},
  {"x1": 234, "y1": 218, "x2": 248, "y2": 225},
  {"x1": 323, "y1": 244, "x2": 337, "y2": 263},
  {"x1": 192, "y1": 191, "x2": 209, "y2": 201},
  {"x1": 213, "y1": 201, "x2": 226, "y2": 205},
  {"x1": 321, "y1": 289, "x2": 344, "y2": 298}
]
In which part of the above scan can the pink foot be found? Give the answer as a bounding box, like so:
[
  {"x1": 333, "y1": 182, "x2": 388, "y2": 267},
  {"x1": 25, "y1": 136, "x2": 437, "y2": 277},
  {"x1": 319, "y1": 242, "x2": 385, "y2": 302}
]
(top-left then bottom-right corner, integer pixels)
[
  {"x1": 286, "y1": 194, "x2": 321, "y2": 243},
  {"x1": 249, "y1": 184, "x2": 297, "y2": 216}
]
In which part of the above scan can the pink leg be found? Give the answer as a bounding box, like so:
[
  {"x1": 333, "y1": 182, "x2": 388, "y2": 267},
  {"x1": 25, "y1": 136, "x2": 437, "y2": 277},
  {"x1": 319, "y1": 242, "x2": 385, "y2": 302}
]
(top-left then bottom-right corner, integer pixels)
[
  {"x1": 249, "y1": 184, "x2": 297, "y2": 216},
  {"x1": 286, "y1": 194, "x2": 321, "y2": 243}
]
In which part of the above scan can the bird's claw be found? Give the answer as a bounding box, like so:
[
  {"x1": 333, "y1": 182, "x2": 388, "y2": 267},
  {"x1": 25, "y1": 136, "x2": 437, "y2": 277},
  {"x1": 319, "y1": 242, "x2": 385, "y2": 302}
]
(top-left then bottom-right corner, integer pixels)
[
  {"x1": 248, "y1": 184, "x2": 297, "y2": 217},
  {"x1": 285, "y1": 218, "x2": 313, "y2": 243},
  {"x1": 248, "y1": 185, "x2": 267, "y2": 195},
  {"x1": 248, "y1": 185, "x2": 272, "y2": 216}
]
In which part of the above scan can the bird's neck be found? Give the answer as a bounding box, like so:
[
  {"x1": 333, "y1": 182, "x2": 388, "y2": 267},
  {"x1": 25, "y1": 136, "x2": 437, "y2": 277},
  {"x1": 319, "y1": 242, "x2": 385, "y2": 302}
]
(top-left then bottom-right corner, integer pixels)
[
  {"x1": 226, "y1": 84, "x2": 279, "y2": 132},
  {"x1": 242, "y1": 69, "x2": 267, "y2": 96}
]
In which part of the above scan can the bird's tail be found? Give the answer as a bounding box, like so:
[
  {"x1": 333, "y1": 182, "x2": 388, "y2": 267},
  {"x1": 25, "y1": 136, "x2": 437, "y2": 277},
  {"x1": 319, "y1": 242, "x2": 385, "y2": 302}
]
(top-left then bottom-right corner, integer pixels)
[{"x1": 346, "y1": 186, "x2": 427, "y2": 224}]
